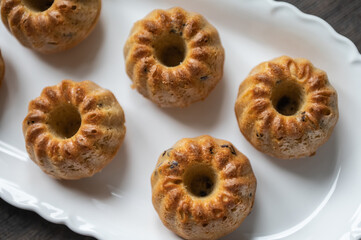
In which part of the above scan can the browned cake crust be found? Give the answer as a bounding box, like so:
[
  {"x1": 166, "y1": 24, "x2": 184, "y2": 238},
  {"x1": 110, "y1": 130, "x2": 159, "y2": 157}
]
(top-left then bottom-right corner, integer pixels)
[
  {"x1": 0, "y1": 50, "x2": 4, "y2": 86},
  {"x1": 124, "y1": 7, "x2": 225, "y2": 108},
  {"x1": 1, "y1": 0, "x2": 101, "y2": 54},
  {"x1": 151, "y1": 135, "x2": 256, "y2": 240},
  {"x1": 235, "y1": 56, "x2": 339, "y2": 159},
  {"x1": 23, "y1": 80, "x2": 126, "y2": 180}
]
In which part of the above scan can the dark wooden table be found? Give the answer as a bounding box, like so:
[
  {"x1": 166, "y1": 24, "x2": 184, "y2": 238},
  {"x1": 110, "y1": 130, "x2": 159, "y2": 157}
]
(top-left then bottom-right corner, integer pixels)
[{"x1": 1, "y1": 0, "x2": 360, "y2": 239}]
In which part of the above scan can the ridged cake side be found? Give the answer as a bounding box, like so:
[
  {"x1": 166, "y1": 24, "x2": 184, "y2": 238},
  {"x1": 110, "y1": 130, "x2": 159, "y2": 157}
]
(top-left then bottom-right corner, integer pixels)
[
  {"x1": 23, "y1": 80, "x2": 126, "y2": 180},
  {"x1": 124, "y1": 7, "x2": 225, "y2": 107},
  {"x1": 235, "y1": 56, "x2": 338, "y2": 159},
  {"x1": 1, "y1": 0, "x2": 101, "y2": 53},
  {"x1": 151, "y1": 135, "x2": 256, "y2": 240}
]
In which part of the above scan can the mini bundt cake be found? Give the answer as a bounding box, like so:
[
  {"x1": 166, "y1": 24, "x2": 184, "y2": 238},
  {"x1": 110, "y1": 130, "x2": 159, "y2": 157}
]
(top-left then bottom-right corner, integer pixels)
[
  {"x1": 151, "y1": 135, "x2": 257, "y2": 240},
  {"x1": 0, "y1": 50, "x2": 4, "y2": 86},
  {"x1": 235, "y1": 56, "x2": 338, "y2": 159},
  {"x1": 1, "y1": 0, "x2": 101, "y2": 54},
  {"x1": 23, "y1": 80, "x2": 126, "y2": 180},
  {"x1": 124, "y1": 7, "x2": 225, "y2": 108}
]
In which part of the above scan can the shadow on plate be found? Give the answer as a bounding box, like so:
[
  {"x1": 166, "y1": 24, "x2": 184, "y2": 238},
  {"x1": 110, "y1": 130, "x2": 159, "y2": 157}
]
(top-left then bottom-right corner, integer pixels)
[
  {"x1": 32, "y1": 18, "x2": 105, "y2": 80},
  {"x1": 157, "y1": 71, "x2": 227, "y2": 131},
  {"x1": 223, "y1": 127, "x2": 339, "y2": 239},
  {"x1": 57, "y1": 139, "x2": 128, "y2": 200}
]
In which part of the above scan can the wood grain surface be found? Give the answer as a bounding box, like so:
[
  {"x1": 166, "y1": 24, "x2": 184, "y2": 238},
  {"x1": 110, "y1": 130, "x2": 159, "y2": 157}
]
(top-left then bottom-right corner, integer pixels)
[{"x1": 1, "y1": 0, "x2": 360, "y2": 239}]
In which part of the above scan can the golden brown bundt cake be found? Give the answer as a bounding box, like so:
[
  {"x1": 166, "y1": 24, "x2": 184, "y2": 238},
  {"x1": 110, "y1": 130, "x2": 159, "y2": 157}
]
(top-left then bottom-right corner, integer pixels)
[
  {"x1": 0, "y1": 50, "x2": 4, "y2": 86},
  {"x1": 151, "y1": 135, "x2": 256, "y2": 240},
  {"x1": 124, "y1": 7, "x2": 225, "y2": 108},
  {"x1": 235, "y1": 56, "x2": 338, "y2": 159},
  {"x1": 23, "y1": 80, "x2": 126, "y2": 180},
  {"x1": 1, "y1": 0, "x2": 101, "y2": 54}
]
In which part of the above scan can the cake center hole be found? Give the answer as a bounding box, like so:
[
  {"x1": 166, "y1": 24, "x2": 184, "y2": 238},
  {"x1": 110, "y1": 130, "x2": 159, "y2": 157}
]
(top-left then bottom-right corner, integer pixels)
[
  {"x1": 22, "y1": 0, "x2": 54, "y2": 12},
  {"x1": 271, "y1": 80, "x2": 305, "y2": 116},
  {"x1": 47, "y1": 104, "x2": 81, "y2": 139},
  {"x1": 154, "y1": 31, "x2": 186, "y2": 67},
  {"x1": 183, "y1": 164, "x2": 217, "y2": 198}
]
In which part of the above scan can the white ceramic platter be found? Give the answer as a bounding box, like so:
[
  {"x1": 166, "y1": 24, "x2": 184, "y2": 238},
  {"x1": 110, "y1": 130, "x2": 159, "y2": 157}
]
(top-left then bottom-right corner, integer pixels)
[{"x1": 1, "y1": 0, "x2": 361, "y2": 239}]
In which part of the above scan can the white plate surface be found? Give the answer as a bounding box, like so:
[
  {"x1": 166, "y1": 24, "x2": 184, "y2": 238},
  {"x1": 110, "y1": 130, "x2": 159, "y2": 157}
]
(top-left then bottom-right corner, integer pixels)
[{"x1": 1, "y1": 0, "x2": 361, "y2": 239}]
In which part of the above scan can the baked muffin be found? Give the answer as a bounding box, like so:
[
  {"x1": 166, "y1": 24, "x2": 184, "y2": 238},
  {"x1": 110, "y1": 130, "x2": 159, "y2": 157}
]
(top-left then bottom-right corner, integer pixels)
[
  {"x1": 124, "y1": 7, "x2": 225, "y2": 108},
  {"x1": 235, "y1": 56, "x2": 338, "y2": 159},
  {"x1": 151, "y1": 135, "x2": 256, "y2": 240},
  {"x1": 0, "y1": 50, "x2": 4, "y2": 86},
  {"x1": 1, "y1": 0, "x2": 101, "y2": 54},
  {"x1": 23, "y1": 80, "x2": 126, "y2": 180}
]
